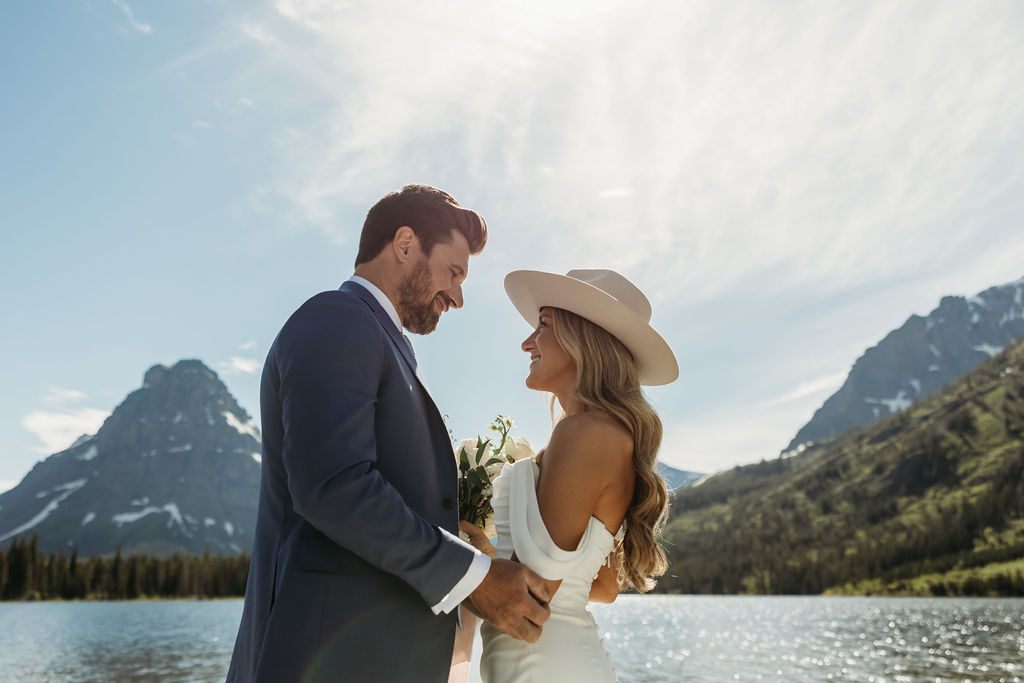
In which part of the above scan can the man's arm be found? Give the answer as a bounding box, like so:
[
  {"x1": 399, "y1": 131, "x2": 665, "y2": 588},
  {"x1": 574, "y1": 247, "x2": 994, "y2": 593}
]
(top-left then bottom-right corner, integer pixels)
[{"x1": 276, "y1": 299, "x2": 474, "y2": 606}]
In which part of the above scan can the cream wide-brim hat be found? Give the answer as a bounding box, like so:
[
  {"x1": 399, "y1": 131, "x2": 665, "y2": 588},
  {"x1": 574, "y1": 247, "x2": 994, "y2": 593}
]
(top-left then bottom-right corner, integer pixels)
[{"x1": 504, "y1": 269, "x2": 679, "y2": 386}]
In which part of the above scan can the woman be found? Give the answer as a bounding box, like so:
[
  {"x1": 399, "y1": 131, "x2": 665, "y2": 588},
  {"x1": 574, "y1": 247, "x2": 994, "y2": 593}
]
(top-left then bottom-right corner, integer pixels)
[{"x1": 459, "y1": 268, "x2": 678, "y2": 683}]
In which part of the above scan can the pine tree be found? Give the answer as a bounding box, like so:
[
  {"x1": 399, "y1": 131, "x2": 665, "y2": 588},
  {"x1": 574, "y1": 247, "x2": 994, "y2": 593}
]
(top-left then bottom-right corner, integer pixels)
[
  {"x1": 111, "y1": 546, "x2": 126, "y2": 599},
  {"x1": 3, "y1": 538, "x2": 29, "y2": 599},
  {"x1": 0, "y1": 546, "x2": 7, "y2": 598}
]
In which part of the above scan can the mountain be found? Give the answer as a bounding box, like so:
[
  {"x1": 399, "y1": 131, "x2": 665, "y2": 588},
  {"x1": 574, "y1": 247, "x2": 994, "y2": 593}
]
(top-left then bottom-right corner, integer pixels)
[
  {"x1": 656, "y1": 463, "x2": 703, "y2": 492},
  {"x1": 786, "y1": 276, "x2": 1024, "y2": 453},
  {"x1": 660, "y1": 337, "x2": 1024, "y2": 595},
  {"x1": 0, "y1": 360, "x2": 261, "y2": 557}
]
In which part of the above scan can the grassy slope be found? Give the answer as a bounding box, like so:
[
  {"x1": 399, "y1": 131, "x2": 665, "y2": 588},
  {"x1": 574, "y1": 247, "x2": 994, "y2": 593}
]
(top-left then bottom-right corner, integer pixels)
[{"x1": 659, "y1": 339, "x2": 1024, "y2": 595}]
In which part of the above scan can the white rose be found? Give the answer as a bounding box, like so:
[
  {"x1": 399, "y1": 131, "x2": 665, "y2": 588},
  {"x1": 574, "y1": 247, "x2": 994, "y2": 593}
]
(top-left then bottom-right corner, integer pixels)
[
  {"x1": 502, "y1": 436, "x2": 535, "y2": 463},
  {"x1": 455, "y1": 437, "x2": 493, "y2": 469}
]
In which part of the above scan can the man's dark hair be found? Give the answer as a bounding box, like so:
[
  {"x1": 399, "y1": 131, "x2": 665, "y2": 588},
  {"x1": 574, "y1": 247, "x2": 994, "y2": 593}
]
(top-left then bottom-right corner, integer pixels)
[{"x1": 355, "y1": 184, "x2": 488, "y2": 266}]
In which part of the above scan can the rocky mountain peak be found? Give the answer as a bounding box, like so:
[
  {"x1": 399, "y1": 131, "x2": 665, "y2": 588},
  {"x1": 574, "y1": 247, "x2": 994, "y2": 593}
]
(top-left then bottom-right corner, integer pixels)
[
  {"x1": 0, "y1": 360, "x2": 261, "y2": 557},
  {"x1": 786, "y1": 276, "x2": 1024, "y2": 453}
]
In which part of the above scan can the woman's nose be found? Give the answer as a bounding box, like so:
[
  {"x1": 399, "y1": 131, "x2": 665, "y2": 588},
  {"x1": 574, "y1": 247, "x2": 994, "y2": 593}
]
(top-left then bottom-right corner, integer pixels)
[{"x1": 522, "y1": 330, "x2": 537, "y2": 352}]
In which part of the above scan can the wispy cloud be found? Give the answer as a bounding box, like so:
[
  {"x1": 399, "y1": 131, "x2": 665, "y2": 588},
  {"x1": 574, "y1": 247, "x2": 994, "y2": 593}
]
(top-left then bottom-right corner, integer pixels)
[
  {"x1": 597, "y1": 188, "x2": 635, "y2": 199},
  {"x1": 219, "y1": 356, "x2": 262, "y2": 375},
  {"x1": 22, "y1": 408, "x2": 110, "y2": 454},
  {"x1": 762, "y1": 372, "x2": 847, "y2": 407},
  {"x1": 239, "y1": 1, "x2": 1024, "y2": 307},
  {"x1": 112, "y1": 0, "x2": 153, "y2": 35},
  {"x1": 240, "y1": 22, "x2": 276, "y2": 45},
  {"x1": 192, "y1": 120, "x2": 214, "y2": 129},
  {"x1": 239, "y1": 340, "x2": 258, "y2": 351},
  {"x1": 43, "y1": 386, "x2": 88, "y2": 405},
  {"x1": 178, "y1": 0, "x2": 1024, "y2": 473}
]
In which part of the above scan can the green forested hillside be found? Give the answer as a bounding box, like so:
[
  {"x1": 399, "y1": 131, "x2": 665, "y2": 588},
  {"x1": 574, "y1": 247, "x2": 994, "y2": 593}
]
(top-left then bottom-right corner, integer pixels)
[{"x1": 659, "y1": 339, "x2": 1024, "y2": 596}]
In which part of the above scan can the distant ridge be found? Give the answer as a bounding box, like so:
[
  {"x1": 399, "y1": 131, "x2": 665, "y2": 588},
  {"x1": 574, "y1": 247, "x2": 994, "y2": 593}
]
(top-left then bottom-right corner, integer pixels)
[
  {"x1": 663, "y1": 336, "x2": 1024, "y2": 595},
  {"x1": 656, "y1": 463, "x2": 703, "y2": 492},
  {"x1": 0, "y1": 360, "x2": 261, "y2": 557},
  {"x1": 786, "y1": 276, "x2": 1024, "y2": 453}
]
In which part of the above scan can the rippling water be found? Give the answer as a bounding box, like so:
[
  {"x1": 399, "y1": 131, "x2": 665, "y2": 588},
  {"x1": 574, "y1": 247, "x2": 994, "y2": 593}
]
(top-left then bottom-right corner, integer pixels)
[
  {"x1": 591, "y1": 596, "x2": 1024, "y2": 682},
  {"x1": 1, "y1": 596, "x2": 1022, "y2": 682}
]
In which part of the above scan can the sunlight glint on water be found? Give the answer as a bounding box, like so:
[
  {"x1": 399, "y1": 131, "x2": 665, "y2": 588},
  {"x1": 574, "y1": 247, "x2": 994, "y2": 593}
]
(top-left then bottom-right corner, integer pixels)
[
  {"x1": 588, "y1": 596, "x2": 1024, "y2": 682},
  {"x1": 1, "y1": 596, "x2": 1022, "y2": 682}
]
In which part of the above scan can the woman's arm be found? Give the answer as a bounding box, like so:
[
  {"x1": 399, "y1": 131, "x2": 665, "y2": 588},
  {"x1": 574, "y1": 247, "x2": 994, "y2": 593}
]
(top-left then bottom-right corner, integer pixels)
[
  {"x1": 589, "y1": 560, "x2": 620, "y2": 603},
  {"x1": 458, "y1": 520, "x2": 495, "y2": 558},
  {"x1": 536, "y1": 414, "x2": 634, "y2": 600}
]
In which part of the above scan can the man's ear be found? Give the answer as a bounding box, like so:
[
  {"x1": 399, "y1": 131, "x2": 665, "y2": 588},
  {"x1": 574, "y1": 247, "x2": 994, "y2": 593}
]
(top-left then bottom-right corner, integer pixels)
[{"x1": 392, "y1": 226, "x2": 416, "y2": 263}]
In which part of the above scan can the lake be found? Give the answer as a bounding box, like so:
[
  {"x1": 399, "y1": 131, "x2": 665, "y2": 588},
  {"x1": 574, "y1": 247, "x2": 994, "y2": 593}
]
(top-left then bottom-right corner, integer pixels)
[{"x1": 0, "y1": 596, "x2": 1022, "y2": 681}]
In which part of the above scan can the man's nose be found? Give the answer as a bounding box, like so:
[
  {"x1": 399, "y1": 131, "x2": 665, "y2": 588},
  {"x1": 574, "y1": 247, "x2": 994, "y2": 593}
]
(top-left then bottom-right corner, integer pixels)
[{"x1": 448, "y1": 283, "x2": 464, "y2": 309}]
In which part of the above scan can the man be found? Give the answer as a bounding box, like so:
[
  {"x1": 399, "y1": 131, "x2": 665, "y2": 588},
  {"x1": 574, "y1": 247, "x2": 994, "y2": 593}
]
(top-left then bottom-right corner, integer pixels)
[{"x1": 227, "y1": 185, "x2": 550, "y2": 682}]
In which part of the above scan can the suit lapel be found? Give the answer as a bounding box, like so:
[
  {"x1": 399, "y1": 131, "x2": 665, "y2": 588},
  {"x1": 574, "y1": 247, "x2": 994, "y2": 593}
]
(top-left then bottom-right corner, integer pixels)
[{"x1": 339, "y1": 281, "x2": 438, "y2": 406}]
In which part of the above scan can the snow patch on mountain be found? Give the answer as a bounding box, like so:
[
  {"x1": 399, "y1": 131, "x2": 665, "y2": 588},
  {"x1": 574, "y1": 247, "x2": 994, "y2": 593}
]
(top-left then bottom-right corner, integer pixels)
[
  {"x1": 112, "y1": 506, "x2": 164, "y2": 525},
  {"x1": 0, "y1": 479, "x2": 87, "y2": 542},
  {"x1": 112, "y1": 502, "x2": 188, "y2": 536},
  {"x1": 164, "y1": 502, "x2": 184, "y2": 528},
  {"x1": 223, "y1": 411, "x2": 260, "y2": 441},
  {"x1": 865, "y1": 391, "x2": 912, "y2": 414},
  {"x1": 974, "y1": 344, "x2": 1004, "y2": 358}
]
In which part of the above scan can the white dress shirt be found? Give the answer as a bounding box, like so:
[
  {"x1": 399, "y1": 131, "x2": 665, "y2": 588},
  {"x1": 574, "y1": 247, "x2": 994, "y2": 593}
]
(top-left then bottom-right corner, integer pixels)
[{"x1": 345, "y1": 276, "x2": 491, "y2": 615}]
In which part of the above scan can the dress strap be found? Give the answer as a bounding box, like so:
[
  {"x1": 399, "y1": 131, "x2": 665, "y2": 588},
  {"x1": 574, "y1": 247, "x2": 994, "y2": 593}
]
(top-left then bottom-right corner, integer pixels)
[{"x1": 507, "y1": 459, "x2": 616, "y2": 581}]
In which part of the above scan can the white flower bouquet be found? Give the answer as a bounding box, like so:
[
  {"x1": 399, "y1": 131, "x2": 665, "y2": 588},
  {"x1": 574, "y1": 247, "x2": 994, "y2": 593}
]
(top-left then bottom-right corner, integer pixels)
[{"x1": 455, "y1": 415, "x2": 534, "y2": 536}]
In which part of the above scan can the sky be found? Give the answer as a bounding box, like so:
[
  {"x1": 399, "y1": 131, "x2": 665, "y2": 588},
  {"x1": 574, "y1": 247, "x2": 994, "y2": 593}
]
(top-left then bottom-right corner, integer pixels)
[{"x1": 2, "y1": 0, "x2": 1024, "y2": 493}]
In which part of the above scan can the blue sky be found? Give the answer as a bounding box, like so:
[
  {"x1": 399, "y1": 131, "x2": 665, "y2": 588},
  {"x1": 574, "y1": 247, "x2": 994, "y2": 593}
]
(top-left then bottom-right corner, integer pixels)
[{"x1": 3, "y1": 1, "x2": 1024, "y2": 492}]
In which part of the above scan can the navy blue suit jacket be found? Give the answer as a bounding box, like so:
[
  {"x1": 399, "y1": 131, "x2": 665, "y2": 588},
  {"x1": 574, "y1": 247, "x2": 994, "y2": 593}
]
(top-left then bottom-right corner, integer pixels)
[{"x1": 227, "y1": 281, "x2": 475, "y2": 682}]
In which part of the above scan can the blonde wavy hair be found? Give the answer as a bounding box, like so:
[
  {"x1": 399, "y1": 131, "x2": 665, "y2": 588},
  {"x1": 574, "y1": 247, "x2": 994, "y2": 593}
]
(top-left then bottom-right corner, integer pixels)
[{"x1": 549, "y1": 307, "x2": 669, "y2": 592}]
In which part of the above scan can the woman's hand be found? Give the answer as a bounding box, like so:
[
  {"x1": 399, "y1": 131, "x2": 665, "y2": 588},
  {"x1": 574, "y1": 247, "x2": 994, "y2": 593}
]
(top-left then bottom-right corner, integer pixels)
[{"x1": 459, "y1": 520, "x2": 495, "y2": 558}]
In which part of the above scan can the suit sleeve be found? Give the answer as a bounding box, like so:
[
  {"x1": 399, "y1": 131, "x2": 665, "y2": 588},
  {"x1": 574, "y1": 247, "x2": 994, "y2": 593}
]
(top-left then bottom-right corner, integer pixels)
[{"x1": 275, "y1": 299, "x2": 476, "y2": 606}]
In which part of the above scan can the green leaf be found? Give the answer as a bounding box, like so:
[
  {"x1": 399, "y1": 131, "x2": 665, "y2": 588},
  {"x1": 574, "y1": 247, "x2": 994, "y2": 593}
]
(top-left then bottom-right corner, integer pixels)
[{"x1": 468, "y1": 467, "x2": 489, "y2": 488}]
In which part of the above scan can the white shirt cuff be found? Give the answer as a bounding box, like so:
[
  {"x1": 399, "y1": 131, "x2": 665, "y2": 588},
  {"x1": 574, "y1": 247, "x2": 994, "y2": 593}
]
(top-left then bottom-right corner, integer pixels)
[{"x1": 431, "y1": 549, "x2": 492, "y2": 615}]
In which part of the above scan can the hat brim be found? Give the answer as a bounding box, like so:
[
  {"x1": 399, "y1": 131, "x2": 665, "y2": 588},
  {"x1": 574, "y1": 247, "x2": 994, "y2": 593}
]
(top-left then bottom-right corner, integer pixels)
[{"x1": 504, "y1": 270, "x2": 679, "y2": 386}]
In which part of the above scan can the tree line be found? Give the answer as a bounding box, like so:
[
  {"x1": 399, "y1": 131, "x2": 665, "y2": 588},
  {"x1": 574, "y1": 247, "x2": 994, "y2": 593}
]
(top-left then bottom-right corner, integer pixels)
[
  {"x1": 660, "y1": 434, "x2": 1024, "y2": 596},
  {"x1": 658, "y1": 355, "x2": 1024, "y2": 597},
  {"x1": 0, "y1": 535, "x2": 249, "y2": 600}
]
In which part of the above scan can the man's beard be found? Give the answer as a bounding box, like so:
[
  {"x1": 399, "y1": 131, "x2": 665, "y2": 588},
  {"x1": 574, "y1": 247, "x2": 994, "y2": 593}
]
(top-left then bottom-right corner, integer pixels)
[{"x1": 398, "y1": 258, "x2": 444, "y2": 335}]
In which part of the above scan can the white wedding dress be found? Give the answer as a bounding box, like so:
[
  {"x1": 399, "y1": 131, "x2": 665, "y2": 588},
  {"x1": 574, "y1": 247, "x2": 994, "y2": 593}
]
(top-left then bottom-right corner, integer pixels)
[{"x1": 479, "y1": 457, "x2": 623, "y2": 683}]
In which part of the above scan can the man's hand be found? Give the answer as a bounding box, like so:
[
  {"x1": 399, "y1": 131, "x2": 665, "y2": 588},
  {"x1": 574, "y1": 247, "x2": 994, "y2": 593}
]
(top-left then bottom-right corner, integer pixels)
[{"x1": 467, "y1": 558, "x2": 551, "y2": 643}]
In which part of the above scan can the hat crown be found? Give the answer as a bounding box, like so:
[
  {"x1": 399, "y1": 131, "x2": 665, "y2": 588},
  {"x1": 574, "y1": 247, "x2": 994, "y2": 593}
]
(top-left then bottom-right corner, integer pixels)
[{"x1": 565, "y1": 269, "x2": 652, "y2": 323}]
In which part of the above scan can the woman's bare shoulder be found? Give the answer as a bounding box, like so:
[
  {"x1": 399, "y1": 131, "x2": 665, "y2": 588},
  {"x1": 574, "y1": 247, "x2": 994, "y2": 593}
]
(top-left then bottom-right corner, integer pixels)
[{"x1": 548, "y1": 412, "x2": 633, "y2": 467}]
